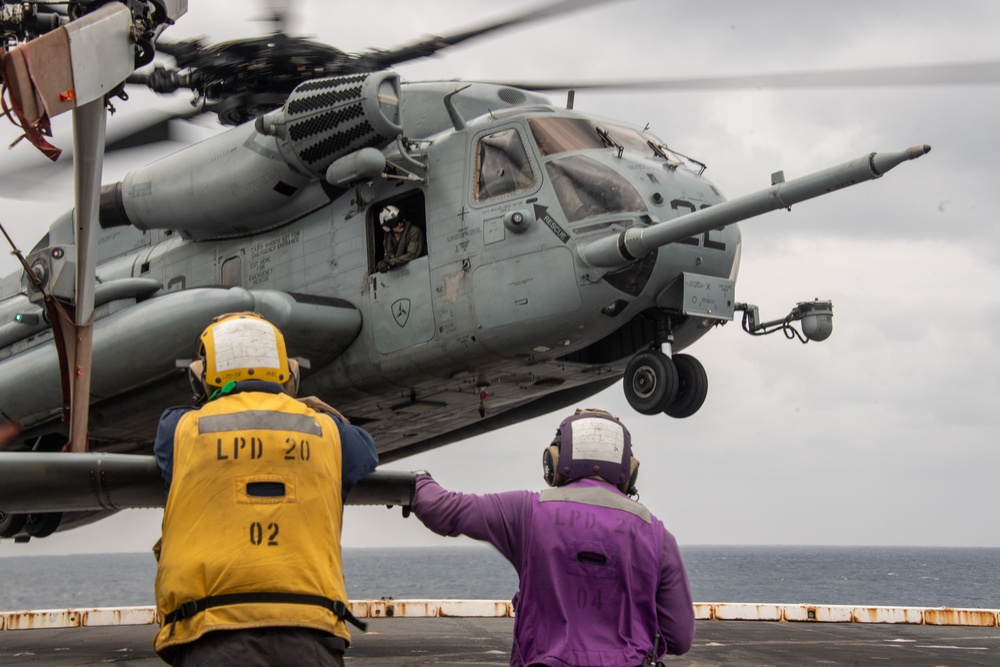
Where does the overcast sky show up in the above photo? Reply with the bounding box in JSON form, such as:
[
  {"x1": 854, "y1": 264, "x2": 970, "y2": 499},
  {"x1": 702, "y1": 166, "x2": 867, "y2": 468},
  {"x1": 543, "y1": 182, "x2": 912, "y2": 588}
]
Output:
[{"x1": 1, "y1": 0, "x2": 998, "y2": 557}]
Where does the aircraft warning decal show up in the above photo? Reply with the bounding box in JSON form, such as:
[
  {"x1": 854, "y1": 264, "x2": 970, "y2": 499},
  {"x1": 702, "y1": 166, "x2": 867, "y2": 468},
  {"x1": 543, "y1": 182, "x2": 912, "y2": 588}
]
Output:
[{"x1": 533, "y1": 205, "x2": 570, "y2": 243}]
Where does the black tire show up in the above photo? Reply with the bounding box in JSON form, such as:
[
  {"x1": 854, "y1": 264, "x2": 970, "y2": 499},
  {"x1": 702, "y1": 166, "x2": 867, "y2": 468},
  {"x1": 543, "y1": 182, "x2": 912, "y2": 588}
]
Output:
[
  {"x1": 0, "y1": 512, "x2": 27, "y2": 538},
  {"x1": 665, "y1": 353, "x2": 709, "y2": 418},
  {"x1": 24, "y1": 512, "x2": 62, "y2": 538},
  {"x1": 624, "y1": 350, "x2": 678, "y2": 415}
]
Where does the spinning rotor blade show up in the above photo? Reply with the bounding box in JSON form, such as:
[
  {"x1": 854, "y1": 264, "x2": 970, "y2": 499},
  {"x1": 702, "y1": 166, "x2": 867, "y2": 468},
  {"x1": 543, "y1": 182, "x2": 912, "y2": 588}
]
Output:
[
  {"x1": 365, "y1": 0, "x2": 620, "y2": 70},
  {"x1": 253, "y1": 0, "x2": 292, "y2": 33},
  {"x1": 0, "y1": 106, "x2": 210, "y2": 201},
  {"x1": 112, "y1": 0, "x2": 626, "y2": 125},
  {"x1": 145, "y1": 38, "x2": 204, "y2": 62},
  {"x1": 498, "y1": 60, "x2": 1000, "y2": 92}
]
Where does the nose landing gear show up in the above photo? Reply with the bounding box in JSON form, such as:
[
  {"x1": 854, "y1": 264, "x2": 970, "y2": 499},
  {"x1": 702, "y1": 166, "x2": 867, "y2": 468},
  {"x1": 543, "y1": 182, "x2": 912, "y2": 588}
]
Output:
[
  {"x1": 624, "y1": 350, "x2": 677, "y2": 415},
  {"x1": 665, "y1": 353, "x2": 708, "y2": 418},
  {"x1": 623, "y1": 350, "x2": 708, "y2": 417},
  {"x1": 622, "y1": 313, "x2": 709, "y2": 418}
]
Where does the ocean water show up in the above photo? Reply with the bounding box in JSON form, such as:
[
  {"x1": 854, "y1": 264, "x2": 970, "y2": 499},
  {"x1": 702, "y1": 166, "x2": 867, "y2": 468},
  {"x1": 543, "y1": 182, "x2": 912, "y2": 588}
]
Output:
[{"x1": 0, "y1": 545, "x2": 997, "y2": 612}]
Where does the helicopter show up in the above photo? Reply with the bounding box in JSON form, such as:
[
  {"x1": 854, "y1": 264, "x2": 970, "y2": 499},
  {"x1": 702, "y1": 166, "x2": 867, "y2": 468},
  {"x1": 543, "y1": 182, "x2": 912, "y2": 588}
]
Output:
[{"x1": 0, "y1": 0, "x2": 965, "y2": 543}]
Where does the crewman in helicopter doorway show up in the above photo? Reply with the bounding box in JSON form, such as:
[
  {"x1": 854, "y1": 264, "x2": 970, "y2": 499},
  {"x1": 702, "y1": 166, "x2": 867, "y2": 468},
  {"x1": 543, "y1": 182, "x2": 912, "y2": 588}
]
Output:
[
  {"x1": 151, "y1": 312, "x2": 378, "y2": 666},
  {"x1": 411, "y1": 408, "x2": 695, "y2": 666},
  {"x1": 376, "y1": 204, "x2": 425, "y2": 272}
]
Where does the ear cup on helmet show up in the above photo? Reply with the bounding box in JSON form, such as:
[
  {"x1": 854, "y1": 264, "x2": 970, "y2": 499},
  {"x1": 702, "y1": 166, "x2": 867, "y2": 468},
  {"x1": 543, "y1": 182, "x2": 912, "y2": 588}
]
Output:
[
  {"x1": 284, "y1": 358, "x2": 301, "y2": 397},
  {"x1": 620, "y1": 456, "x2": 640, "y2": 494},
  {"x1": 187, "y1": 359, "x2": 207, "y2": 404},
  {"x1": 542, "y1": 444, "x2": 564, "y2": 487}
]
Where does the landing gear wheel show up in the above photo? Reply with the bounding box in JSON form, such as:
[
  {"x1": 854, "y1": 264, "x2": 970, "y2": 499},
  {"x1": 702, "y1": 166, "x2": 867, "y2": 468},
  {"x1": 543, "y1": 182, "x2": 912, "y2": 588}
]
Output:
[
  {"x1": 24, "y1": 512, "x2": 62, "y2": 538},
  {"x1": 624, "y1": 350, "x2": 678, "y2": 415},
  {"x1": 0, "y1": 512, "x2": 27, "y2": 538},
  {"x1": 665, "y1": 353, "x2": 708, "y2": 418}
]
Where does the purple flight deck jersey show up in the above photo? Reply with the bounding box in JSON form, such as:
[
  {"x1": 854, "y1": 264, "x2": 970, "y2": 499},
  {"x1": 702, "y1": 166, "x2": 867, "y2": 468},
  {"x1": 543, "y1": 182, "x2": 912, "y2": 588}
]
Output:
[{"x1": 412, "y1": 475, "x2": 695, "y2": 666}]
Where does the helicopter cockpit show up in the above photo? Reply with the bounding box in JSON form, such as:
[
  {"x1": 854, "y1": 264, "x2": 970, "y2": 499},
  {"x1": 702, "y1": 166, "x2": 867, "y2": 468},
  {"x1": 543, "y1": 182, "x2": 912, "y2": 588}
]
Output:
[{"x1": 527, "y1": 117, "x2": 689, "y2": 223}]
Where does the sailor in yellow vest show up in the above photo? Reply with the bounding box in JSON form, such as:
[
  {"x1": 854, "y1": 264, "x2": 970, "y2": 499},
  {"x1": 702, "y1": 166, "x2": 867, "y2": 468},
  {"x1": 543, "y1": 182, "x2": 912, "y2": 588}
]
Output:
[{"x1": 152, "y1": 313, "x2": 378, "y2": 666}]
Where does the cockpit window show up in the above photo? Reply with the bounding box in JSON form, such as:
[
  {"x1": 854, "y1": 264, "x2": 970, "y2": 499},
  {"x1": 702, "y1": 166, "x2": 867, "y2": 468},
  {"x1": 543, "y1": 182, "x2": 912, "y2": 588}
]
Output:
[
  {"x1": 475, "y1": 128, "x2": 535, "y2": 201},
  {"x1": 529, "y1": 116, "x2": 681, "y2": 163},
  {"x1": 545, "y1": 156, "x2": 647, "y2": 222},
  {"x1": 606, "y1": 126, "x2": 665, "y2": 160},
  {"x1": 529, "y1": 117, "x2": 606, "y2": 156}
]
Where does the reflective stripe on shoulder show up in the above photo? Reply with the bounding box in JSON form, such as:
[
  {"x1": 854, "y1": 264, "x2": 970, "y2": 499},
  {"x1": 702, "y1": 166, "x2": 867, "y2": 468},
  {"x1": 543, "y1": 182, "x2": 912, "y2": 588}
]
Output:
[
  {"x1": 538, "y1": 486, "x2": 651, "y2": 523},
  {"x1": 198, "y1": 410, "x2": 323, "y2": 436}
]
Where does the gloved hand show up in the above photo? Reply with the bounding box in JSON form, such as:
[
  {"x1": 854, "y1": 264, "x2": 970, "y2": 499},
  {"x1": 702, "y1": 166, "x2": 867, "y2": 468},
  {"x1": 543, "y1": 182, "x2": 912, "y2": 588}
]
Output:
[
  {"x1": 298, "y1": 395, "x2": 349, "y2": 423},
  {"x1": 376, "y1": 260, "x2": 389, "y2": 273}
]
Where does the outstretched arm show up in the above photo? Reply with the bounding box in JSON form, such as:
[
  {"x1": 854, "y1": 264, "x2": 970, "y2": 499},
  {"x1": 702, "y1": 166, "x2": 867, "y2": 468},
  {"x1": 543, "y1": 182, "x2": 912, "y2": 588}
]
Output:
[
  {"x1": 336, "y1": 418, "x2": 378, "y2": 500},
  {"x1": 411, "y1": 474, "x2": 532, "y2": 571}
]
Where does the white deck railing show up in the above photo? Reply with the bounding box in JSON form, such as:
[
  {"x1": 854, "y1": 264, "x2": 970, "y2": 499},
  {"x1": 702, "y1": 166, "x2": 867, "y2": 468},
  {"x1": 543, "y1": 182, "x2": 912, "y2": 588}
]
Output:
[{"x1": 2, "y1": 601, "x2": 998, "y2": 631}]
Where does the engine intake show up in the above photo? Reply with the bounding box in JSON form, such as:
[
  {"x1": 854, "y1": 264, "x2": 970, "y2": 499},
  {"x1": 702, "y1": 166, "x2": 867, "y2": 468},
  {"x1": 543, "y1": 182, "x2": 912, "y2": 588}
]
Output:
[{"x1": 99, "y1": 72, "x2": 403, "y2": 239}]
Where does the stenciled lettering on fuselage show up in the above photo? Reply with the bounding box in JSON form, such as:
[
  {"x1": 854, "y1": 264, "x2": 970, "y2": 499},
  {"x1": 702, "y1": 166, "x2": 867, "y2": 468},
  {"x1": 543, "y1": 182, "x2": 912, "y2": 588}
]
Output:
[{"x1": 672, "y1": 198, "x2": 727, "y2": 251}]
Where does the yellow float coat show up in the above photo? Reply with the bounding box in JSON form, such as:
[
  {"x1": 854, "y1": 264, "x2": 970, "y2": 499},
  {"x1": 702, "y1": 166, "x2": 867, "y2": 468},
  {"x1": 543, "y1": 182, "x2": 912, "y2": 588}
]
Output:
[{"x1": 154, "y1": 391, "x2": 349, "y2": 659}]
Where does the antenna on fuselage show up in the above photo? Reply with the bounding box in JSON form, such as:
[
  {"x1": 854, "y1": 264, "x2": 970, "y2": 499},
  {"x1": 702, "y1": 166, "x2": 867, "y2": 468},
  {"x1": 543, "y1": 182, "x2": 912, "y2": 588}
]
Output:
[{"x1": 444, "y1": 85, "x2": 472, "y2": 131}]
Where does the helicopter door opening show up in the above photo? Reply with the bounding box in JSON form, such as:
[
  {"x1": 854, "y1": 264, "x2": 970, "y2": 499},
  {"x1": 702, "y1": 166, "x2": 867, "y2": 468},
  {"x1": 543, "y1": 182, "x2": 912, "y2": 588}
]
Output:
[{"x1": 367, "y1": 191, "x2": 434, "y2": 355}]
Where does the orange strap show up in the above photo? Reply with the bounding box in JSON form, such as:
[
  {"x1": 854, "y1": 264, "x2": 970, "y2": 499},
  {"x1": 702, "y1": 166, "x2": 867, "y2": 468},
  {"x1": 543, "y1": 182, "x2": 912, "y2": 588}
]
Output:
[{"x1": 0, "y1": 44, "x2": 63, "y2": 160}]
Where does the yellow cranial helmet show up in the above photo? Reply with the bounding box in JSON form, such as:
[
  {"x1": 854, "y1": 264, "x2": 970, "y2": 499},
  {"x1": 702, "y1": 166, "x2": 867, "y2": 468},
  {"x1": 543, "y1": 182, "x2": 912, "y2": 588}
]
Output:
[{"x1": 198, "y1": 312, "x2": 290, "y2": 392}]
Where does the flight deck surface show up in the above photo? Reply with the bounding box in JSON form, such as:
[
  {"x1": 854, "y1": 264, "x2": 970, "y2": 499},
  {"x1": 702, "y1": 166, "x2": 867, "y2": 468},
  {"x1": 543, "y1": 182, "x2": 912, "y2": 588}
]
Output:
[{"x1": 3, "y1": 618, "x2": 1000, "y2": 666}]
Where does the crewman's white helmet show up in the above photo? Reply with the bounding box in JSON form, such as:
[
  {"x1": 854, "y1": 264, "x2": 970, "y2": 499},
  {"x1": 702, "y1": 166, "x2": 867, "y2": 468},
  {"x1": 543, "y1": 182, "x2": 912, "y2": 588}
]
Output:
[{"x1": 379, "y1": 205, "x2": 402, "y2": 231}]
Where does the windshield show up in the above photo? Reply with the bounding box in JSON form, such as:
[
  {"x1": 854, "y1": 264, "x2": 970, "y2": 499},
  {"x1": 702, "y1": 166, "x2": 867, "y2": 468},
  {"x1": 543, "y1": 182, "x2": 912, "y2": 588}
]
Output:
[
  {"x1": 529, "y1": 117, "x2": 606, "y2": 156},
  {"x1": 606, "y1": 125, "x2": 666, "y2": 160},
  {"x1": 545, "y1": 156, "x2": 647, "y2": 222},
  {"x1": 528, "y1": 116, "x2": 679, "y2": 162}
]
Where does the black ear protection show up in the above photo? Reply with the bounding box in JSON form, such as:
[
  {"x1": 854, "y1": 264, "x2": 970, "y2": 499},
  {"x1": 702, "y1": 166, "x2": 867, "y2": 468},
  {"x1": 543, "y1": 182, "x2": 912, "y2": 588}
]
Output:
[
  {"x1": 187, "y1": 359, "x2": 207, "y2": 405},
  {"x1": 542, "y1": 443, "x2": 564, "y2": 487},
  {"x1": 185, "y1": 356, "x2": 300, "y2": 403},
  {"x1": 624, "y1": 456, "x2": 640, "y2": 496}
]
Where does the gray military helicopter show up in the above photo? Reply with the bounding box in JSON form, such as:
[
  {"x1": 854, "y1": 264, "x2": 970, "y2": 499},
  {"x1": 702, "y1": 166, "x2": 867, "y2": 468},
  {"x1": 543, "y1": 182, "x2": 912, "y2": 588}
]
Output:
[{"x1": 0, "y1": 0, "x2": 942, "y2": 541}]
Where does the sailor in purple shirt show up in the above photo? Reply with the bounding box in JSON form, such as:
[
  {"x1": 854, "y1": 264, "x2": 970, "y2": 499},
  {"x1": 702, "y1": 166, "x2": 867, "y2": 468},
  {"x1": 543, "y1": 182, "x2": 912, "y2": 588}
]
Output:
[{"x1": 412, "y1": 409, "x2": 695, "y2": 666}]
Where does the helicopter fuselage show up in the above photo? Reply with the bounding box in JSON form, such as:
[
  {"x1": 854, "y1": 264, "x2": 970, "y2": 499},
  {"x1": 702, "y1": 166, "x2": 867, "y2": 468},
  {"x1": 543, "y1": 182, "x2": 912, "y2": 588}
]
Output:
[{"x1": 0, "y1": 80, "x2": 739, "y2": 460}]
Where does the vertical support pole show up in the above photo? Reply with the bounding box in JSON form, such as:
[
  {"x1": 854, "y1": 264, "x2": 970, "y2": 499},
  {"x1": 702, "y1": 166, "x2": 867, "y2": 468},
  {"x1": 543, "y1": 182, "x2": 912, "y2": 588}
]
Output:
[{"x1": 65, "y1": 98, "x2": 106, "y2": 453}]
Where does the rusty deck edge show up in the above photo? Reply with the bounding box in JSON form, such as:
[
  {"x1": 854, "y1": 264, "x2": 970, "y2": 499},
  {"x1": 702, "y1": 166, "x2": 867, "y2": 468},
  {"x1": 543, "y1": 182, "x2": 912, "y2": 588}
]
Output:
[{"x1": 2, "y1": 601, "x2": 998, "y2": 631}]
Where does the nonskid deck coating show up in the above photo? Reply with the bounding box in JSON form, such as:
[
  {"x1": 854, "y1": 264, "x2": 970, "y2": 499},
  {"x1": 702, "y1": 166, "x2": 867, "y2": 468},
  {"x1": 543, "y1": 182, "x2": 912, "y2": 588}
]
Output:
[{"x1": 2, "y1": 617, "x2": 1000, "y2": 666}]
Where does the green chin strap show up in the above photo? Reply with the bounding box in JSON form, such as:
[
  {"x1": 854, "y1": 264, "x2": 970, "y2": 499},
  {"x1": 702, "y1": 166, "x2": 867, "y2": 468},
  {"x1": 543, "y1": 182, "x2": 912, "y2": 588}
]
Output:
[{"x1": 208, "y1": 381, "x2": 237, "y2": 402}]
